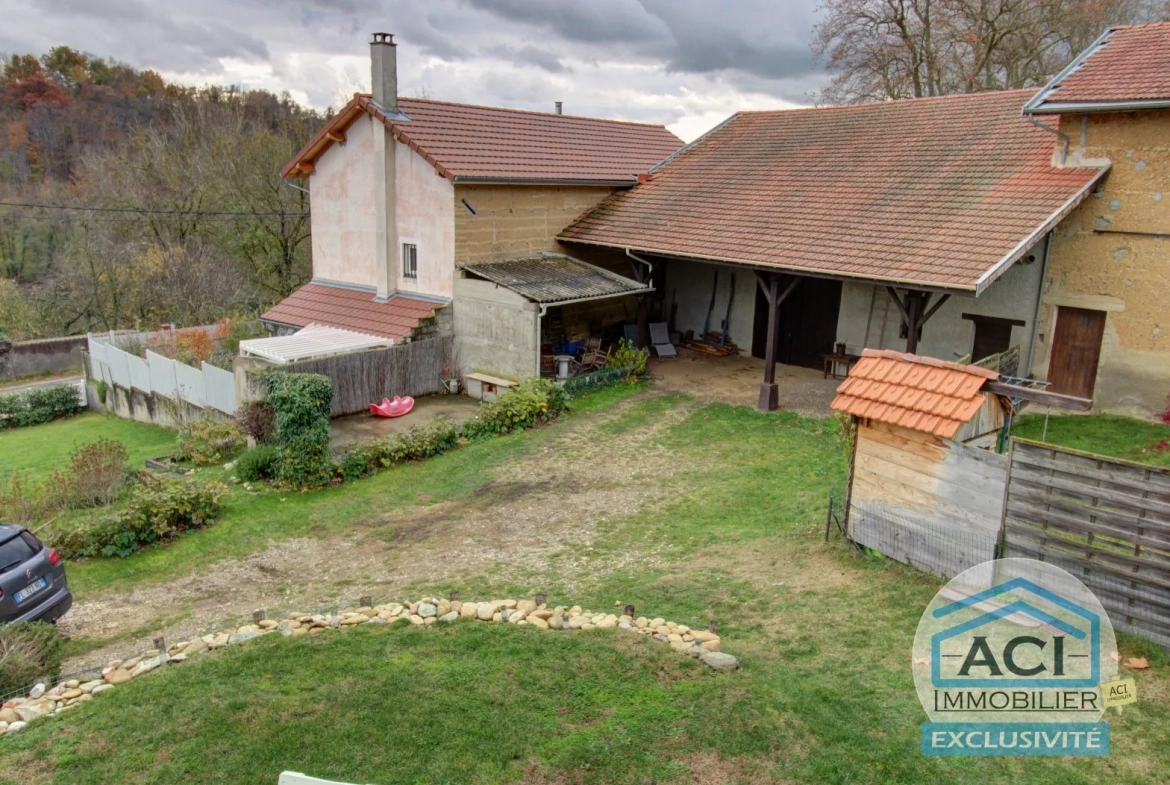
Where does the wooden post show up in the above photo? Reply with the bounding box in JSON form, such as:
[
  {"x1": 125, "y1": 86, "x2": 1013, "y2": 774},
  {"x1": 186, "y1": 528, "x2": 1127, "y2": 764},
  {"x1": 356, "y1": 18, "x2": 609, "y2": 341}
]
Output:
[
  {"x1": 629, "y1": 258, "x2": 653, "y2": 349},
  {"x1": 755, "y1": 272, "x2": 801, "y2": 412},
  {"x1": 906, "y1": 292, "x2": 921, "y2": 354},
  {"x1": 758, "y1": 274, "x2": 780, "y2": 411}
]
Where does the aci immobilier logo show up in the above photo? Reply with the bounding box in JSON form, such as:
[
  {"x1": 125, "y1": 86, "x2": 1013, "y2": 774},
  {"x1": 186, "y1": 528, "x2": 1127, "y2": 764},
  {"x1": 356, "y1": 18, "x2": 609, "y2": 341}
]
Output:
[{"x1": 912, "y1": 559, "x2": 1118, "y2": 756}]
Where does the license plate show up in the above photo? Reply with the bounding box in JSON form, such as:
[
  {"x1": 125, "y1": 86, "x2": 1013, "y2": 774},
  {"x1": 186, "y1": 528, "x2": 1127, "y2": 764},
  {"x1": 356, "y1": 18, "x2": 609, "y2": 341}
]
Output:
[{"x1": 14, "y1": 577, "x2": 47, "y2": 604}]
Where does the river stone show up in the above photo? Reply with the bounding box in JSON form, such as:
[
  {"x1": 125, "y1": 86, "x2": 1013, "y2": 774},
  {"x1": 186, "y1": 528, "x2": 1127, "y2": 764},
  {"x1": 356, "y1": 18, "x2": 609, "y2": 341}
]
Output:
[
  {"x1": 527, "y1": 615, "x2": 549, "y2": 629},
  {"x1": 292, "y1": 626, "x2": 308, "y2": 637},
  {"x1": 64, "y1": 679, "x2": 80, "y2": 689},
  {"x1": 78, "y1": 680, "x2": 103, "y2": 694},
  {"x1": 0, "y1": 708, "x2": 17, "y2": 724},
  {"x1": 366, "y1": 616, "x2": 389, "y2": 625},
  {"x1": 6, "y1": 721, "x2": 27, "y2": 734},
  {"x1": 418, "y1": 602, "x2": 437, "y2": 618},
  {"x1": 702, "y1": 639, "x2": 722, "y2": 653},
  {"x1": 121, "y1": 657, "x2": 142, "y2": 671},
  {"x1": 690, "y1": 630, "x2": 720, "y2": 643},
  {"x1": 597, "y1": 618, "x2": 618, "y2": 630},
  {"x1": 61, "y1": 689, "x2": 82, "y2": 700},
  {"x1": 408, "y1": 614, "x2": 425, "y2": 625},
  {"x1": 671, "y1": 640, "x2": 692, "y2": 653},
  {"x1": 104, "y1": 669, "x2": 133, "y2": 685},
  {"x1": 131, "y1": 657, "x2": 162, "y2": 677},
  {"x1": 516, "y1": 600, "x2": 538, "y2": 614},
  {"x1": 531, "y1": 609, "x2": 553, "y2": 621},
  {"x1": 28, "y1": 684, "x2": 45, "y2": 699},
  {"x1": 339, "y1": 614, "x2": 368, "y2": 626},
  {"x1": 229, "y1": 630, "x2": 260, "y2": 645},
  {"x1": 472, "y1": 603, "x2": 491, "y2": 620},
  {"x1": 438, "y1": 611, "x2": 459, "y2": 622},
  {"x1": 459, "y1": 603, "x2": 477, "y2": 618},
  {"x1": 15, "y1": 701, "x2": 51, "y2": 722},
  {"x1": 183, "y1": 638, "x2": 209, "y2": 656},
  {"x1": 77, "y1": 671, "x2": 103, "y2": 683},
  {"x1": 701, "y1": 652, "x2": 739, "y2": 672},
  {"x1": 169, "y1": 654, "x2": 189, "y2": 664},
  {"x1": 258, "y1": 620, "x2": 278, "y2": 629},
  {"x1": 91, "y1": 684, "x2": 116, "y2": 696},
  {"x1": 449, "y1": 600, "x2": 463, "y2": 613}
]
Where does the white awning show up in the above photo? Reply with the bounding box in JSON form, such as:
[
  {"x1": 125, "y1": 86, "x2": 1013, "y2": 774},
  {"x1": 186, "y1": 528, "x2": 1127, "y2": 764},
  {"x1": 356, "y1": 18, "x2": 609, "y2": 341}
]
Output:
[{"x1": 239, "y1": 324, "x2": 395, "y2": 365}]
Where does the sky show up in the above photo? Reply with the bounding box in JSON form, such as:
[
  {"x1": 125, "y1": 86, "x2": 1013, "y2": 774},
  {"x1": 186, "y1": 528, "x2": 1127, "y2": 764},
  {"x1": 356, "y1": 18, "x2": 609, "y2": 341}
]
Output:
[{"x1": 0, "y1": 0, "x2": 827, "y2": 141}]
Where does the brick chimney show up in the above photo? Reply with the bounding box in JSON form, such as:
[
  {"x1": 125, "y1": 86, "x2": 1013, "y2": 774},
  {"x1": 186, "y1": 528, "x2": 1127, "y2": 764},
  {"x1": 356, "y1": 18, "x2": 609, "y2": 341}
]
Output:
[
  {"x1": 371, "y1": 32, "x2": 399, "y2": 300},
  {"x1": 370, "y1": 32, "x2": 398, "y2": 112}
]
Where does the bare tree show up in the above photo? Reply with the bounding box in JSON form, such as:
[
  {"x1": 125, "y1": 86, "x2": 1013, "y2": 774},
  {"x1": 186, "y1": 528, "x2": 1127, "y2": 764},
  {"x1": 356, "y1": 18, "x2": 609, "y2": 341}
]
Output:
[{"x1": 812, "y1": 0, "x2": 1166, "y2": 104}]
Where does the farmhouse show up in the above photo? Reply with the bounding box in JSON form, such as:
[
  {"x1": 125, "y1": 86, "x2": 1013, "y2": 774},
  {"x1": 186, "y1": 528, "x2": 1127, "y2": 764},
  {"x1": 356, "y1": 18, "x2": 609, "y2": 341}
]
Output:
[{"x1": 265, "y1": 33, "x2": 681, "y2": 380}]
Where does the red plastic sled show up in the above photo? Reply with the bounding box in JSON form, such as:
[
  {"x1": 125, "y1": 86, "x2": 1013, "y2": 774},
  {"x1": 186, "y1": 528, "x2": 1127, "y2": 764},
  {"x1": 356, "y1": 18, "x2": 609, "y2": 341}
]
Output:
[{"x1": 369, "y1": 396, "x2": 415, "y2": 418}]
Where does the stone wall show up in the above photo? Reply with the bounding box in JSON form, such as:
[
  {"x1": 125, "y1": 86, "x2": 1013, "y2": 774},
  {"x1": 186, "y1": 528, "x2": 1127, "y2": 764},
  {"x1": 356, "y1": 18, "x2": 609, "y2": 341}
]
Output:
[{"x1": 1035, "y1": 110, "x2": 1170, "y2": 417}]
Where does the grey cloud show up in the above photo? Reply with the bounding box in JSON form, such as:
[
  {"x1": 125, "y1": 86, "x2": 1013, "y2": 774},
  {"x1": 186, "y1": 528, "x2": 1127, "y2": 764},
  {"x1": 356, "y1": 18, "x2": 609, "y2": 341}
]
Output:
[
  {"x1": 459, "y1": 0, "x2": 668, "y2": 44},
  {"x1": 485, "y1": 44, "x2": 570, "y2": 73}
]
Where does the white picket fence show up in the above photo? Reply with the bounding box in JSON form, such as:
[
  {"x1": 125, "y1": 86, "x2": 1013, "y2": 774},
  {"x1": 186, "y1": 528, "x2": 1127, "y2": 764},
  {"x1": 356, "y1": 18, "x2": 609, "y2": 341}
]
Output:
[{"x1": 87, "y1": 335, "x2": 237, "y2": 415}]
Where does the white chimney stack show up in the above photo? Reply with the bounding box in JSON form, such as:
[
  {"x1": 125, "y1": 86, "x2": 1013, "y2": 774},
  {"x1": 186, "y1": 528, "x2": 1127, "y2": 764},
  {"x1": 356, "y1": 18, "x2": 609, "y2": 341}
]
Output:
[{"x1": 370, "y1": 32, "x2": 398, "y2": 112}]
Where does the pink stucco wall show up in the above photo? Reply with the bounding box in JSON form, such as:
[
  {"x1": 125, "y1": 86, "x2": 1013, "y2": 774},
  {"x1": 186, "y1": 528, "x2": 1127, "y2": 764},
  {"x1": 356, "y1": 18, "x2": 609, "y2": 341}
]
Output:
[
  {"x1": 394, "y1": 138, "x2": 456, "y2": 300},
  {"x1": 308, "y1": 116, "x2": 455, "y2": 299},
  {"x1": 309, "y1": 115, "x2": 378, "y2": 288}
]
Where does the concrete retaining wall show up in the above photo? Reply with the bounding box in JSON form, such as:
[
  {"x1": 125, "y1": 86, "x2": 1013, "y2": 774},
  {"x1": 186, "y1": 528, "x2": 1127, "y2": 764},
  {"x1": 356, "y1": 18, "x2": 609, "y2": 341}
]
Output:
[
  {"x1": 452, "y1": 277, "x2": 538, "y2": 381},
  {"x1": 1, "y1": 336, "x2": 86, "y2": 379}
]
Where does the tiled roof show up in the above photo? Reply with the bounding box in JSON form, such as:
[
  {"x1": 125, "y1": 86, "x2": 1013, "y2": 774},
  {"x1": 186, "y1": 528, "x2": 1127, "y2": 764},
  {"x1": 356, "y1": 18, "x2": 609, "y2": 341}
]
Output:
[
  {"x1": 830, "y1": 349, "x2": 1000, "y2": 439},
  {"x1": 260, "y1": 283, "x2": 442, "y2": 341},
  {"x1": 559, "y1": 90, "x2": 1107, "y2": 293},
  {"x1": 459, "y1": 253, "x2": 647, "y2": 304},
  {"x1": 1027, "y1": 23, "x2": 1170, "y2": 110},
  {"x1": 282, "y1": 95, "x2": 682, "y2": 184}
]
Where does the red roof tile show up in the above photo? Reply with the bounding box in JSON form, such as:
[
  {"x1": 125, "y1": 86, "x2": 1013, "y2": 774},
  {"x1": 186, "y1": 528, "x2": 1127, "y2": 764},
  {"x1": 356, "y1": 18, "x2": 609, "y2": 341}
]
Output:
[
  {"x1": 830, "y1": 349, "x2": 1000, "y2": 439},
  {"x1": 261, "y1": 283, "x2": 440, "y2": 341},
  {"x1": 1028, "y1": 23, "x2": 1170, "y2": 109},
  {"x1": 283, "y1": 96, "x2": 682, "y2": 184},
  {"x1": 558, "y1": 90, "x2": 1107, "y2": 293}
]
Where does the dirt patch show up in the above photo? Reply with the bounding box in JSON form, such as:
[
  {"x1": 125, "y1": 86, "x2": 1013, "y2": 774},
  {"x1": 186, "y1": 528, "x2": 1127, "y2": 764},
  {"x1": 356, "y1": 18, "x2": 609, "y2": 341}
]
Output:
[
  {"x1": 58, "y1": 392, "x2": 706, "y2": 672},
  {"x1": 675, "y1": 751, "x2": 790, "y2": 785}
]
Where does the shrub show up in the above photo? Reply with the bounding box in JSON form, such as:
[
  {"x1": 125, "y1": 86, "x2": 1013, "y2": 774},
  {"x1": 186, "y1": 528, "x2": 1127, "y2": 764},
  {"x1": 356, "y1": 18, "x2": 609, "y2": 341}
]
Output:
[
  {"x1": 54, "y1": 479, "x2": 227, "y2": 559},
  {"x1": 338, "y1": 448, "x2": 376, "y2": 482},
  {"x1": 176, "y1": 417, "x2": 245, "y2": 465},
  {"x1": 65, "y1": 437, "x2": 130, "y2": 508},
  {"x1": 265, "y1": 372, "x2": 334, "y2": 488},
  {"x1": 0, "y1": 622, "x2": 63, "y2": 697},
  {"x1": 367, "y1": 421, "x2": 460, "y2": 467},
  {"x1": 235, "y1": 399, "x2": 276, "y2": 445},
  {"x1": 95, "y1": 380, "x2": 109, "y2": 405},
  {"x1": 605, "y1": 337, "x2": 649, "y2": 377},
  {"x1": 0, "y1": 384, "x2": 83, "y2": 429},
  {"x1": 235, "y1": 445, "x2": 279, "y2": 482},
  {"x1": 461, "y1": 378, "x2": 570, "y2": 440},
  {"x1": 148, "y1": 327, "x2": 214, "y2": 366}
]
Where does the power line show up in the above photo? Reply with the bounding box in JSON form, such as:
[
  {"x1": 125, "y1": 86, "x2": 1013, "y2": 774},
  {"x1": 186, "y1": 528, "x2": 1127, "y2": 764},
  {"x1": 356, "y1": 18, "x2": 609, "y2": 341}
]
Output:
[{"x1": 0, "y1": 200, "x2": 308, "y2": 217}]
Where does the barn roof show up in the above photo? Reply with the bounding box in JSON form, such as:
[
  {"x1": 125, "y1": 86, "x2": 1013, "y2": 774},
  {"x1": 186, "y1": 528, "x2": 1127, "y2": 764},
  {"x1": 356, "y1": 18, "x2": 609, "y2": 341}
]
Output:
[
  {"x1": 559, "y1": 89, "x2": 1106, "y2": 294},
  {"x1": 831, "y1": 349, "x2": 1001, "y2": 439}
]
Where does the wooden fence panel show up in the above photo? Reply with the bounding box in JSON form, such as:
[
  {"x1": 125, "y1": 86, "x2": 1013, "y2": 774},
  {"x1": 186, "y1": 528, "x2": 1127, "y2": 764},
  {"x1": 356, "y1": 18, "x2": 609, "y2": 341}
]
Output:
[
  {"x1": 281, "y1": 337, "x2": 453, "y2": 417},
  {"x1": 1002, "y1": 438, "x2": 1170, "y2": 648}
]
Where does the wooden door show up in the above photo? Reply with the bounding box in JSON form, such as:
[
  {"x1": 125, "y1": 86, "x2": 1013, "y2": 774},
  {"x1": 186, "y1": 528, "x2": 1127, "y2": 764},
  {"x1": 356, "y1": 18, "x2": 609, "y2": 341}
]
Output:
[{"x1": 1048, "y1": 307, "x2": 1106, "y2": 399}]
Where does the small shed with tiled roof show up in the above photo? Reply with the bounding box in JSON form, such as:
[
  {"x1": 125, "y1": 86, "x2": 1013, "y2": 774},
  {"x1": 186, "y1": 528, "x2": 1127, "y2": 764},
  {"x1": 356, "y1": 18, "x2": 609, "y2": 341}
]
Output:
[{"x1": 832, "y1": 350, "x2": 1012, "y2": 577}]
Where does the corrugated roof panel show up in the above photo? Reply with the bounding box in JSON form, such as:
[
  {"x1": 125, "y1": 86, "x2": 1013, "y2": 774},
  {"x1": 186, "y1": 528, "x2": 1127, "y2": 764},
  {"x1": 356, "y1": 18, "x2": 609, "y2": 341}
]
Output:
[{"x1": 458, "y1": 253, "x2": 647, "y2": 304}]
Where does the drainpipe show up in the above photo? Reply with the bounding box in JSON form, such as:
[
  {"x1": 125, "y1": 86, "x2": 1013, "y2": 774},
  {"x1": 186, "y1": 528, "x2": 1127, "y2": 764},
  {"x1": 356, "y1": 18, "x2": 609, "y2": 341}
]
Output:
[
  {"x1": 625, "y1": 249, "x2": 655, "y2": 348},
  {"x1": 1023, "y1": 112, "x2": 1070, "y2": 165},
  {"x1": 1024, "y1": 232, "x2": 1053, "y2": 378}
]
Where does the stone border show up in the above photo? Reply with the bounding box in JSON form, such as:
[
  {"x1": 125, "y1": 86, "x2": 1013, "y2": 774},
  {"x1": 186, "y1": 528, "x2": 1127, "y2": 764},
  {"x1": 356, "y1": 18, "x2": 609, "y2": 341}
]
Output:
[{"x1": 1, "y1": 595, "x2": 738, "y2": 737}]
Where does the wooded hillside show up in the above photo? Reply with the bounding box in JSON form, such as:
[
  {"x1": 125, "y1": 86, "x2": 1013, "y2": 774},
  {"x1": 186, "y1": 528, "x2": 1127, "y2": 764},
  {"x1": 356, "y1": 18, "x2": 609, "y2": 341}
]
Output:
[{"x1": 0, "y1": 46, "x2": 327, "y2": 341}]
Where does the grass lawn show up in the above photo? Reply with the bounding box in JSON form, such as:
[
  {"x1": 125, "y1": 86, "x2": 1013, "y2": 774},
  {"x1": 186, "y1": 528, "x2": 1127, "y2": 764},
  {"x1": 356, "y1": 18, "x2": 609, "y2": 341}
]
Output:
[
  {"x1": 0, "y1": 413, "x2": 176, "y2": 481},
  {"x1": 2, "y1": 390, "x2": 1169, "y2": 783},
  {"x1": 1012, "y1": 412, "x2": 1170, "y2": 468}
]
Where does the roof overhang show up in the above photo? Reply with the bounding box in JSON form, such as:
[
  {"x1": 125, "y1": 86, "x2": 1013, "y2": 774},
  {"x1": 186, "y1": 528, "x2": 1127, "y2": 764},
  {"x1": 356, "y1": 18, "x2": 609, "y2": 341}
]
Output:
[{"x1": 1024, "y1": 99, "x2": 1170, "y2": 115}]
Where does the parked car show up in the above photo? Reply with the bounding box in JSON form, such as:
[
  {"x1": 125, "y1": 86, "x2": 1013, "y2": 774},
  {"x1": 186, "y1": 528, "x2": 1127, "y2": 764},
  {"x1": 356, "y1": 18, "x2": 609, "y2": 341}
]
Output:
[{"x1": 0, "y1": 523, "x2": 72, "y2": 624}]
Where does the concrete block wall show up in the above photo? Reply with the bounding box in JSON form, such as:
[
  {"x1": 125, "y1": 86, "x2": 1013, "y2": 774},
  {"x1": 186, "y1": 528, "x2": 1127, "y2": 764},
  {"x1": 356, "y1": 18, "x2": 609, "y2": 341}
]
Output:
[{"x1": 452, "y1": 277, "x2": 538, "y2": 381}]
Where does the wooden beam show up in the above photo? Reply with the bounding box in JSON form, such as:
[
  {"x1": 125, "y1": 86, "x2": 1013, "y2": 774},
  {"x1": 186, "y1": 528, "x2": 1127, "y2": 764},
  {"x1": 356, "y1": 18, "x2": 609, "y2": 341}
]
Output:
[
  {"x1": 326, "y1": 130, "x2": 346, "y2": 143},
  {"x1": 296, "y1": 162, "x2": 315, "y2": 175},
  {"x1": 885, "y1": 286, "x2": 911, "y2": 325},
  {"x1": 982, "y1": 381, "x2": 1092, "y2": 411},
  {"x1": 962, "y1": 312, "x2": 1025, "y2": 328},
  {"x1": 759, "y1": 274, "x2": 781, "y2": 411},
  {"x1": 917, "y1": 293, "x2": 950, "y2": 328},
  {"x1": 905, "y1": 291, "x2": 922, "y2": 354}
]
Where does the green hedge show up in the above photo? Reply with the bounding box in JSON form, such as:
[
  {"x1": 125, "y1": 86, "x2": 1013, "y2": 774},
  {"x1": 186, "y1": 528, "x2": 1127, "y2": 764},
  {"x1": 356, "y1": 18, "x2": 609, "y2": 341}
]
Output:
[
  {"x1": 54, "y1": 479, "x2": 227, "y2": 559},
  {"x1": 235, "y1": 445, "x2": 279, "y2": 482},
  {"x1": 461, "y1": 378, "x2": 570, "y2": 440},
  {"x1": 265, "y1": 372, "x2": 334, "y2": 488},
  {"x1": 562, "y1": 366, "x2": 637, "y2": 396},
  {"x1": 0, "y1": 384, "x2": 83, "y2": 429},
  {"x1": 339, "y1": 421, "x2": 461, "y2": 481},
  {"x1": 176, "y1": 418, "x2": 246, "y2": 465}
]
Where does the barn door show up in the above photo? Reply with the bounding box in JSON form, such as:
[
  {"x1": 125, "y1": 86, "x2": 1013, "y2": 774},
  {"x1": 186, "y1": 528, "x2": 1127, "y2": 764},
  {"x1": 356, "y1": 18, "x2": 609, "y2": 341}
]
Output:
[{"x1": 1048, "y1": 307, "x2": 1105, "y2": 399}]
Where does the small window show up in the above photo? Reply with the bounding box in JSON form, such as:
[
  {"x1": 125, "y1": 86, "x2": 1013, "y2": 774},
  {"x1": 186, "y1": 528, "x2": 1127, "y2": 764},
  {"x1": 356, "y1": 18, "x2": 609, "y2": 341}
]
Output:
[{"x1": 402, "y1": 243, "x2": 418, "y2": 279}]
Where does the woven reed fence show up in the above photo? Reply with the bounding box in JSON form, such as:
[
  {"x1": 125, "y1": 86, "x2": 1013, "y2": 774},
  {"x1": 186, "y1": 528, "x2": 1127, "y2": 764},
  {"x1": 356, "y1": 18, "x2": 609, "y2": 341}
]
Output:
[{"x1": 278, "y1": 336, "x2": 453, "y2": 417}]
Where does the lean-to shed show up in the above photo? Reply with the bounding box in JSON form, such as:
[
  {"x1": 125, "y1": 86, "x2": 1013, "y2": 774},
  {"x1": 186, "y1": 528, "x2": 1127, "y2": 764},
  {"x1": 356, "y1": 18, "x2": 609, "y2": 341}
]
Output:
[{"x1": 831, "y1": 350, "x2": 1013, "y2": 577}]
